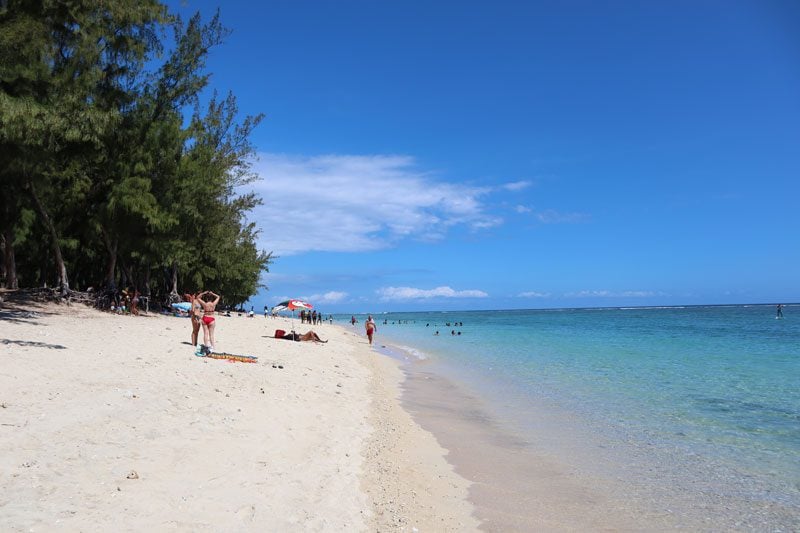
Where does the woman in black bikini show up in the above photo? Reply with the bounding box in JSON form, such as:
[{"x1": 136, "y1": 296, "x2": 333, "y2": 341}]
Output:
[{"x1": 183, "y1": 292, "x2": 203, "y2": 346}]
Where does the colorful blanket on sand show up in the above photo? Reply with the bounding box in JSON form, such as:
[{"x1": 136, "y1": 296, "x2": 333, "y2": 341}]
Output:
[{"x1": 204, "y1": 352, "x2": 258, "y2": 363}]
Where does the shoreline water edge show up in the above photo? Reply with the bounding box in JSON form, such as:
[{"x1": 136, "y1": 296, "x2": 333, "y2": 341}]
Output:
[{"x1": 366, "y1": 305, "x2": 800, "y2": 531}]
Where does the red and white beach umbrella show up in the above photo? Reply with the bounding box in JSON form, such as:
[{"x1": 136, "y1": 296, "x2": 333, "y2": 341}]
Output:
[
  {"x1": 274, "y1": 299, "x2": 313, "y2": 311},
  {"x1": 273, "y1": 299, "x2": 313, "y2": 331}
]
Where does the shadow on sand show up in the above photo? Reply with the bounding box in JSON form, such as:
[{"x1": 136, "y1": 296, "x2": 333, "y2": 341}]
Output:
[
  {"x1": 1, "y1": 338, "x2": 67, "y2": 350},
  {"x1": 0, "y1": 290, "x2": 61, "y2": 326}
]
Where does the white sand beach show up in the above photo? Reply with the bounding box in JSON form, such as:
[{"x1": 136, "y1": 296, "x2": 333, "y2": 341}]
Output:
[{"x1": 0, "y1": 297, "x2": 476, "y2": 531}]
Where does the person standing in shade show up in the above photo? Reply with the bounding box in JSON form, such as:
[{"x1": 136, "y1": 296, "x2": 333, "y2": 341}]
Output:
[
  {"x1": 131, "y1": 290, "x2": 141, "y2": 316},
  {"x1": 776, "y1": 304, "x2": 784, "y2": 318},
  {"x1": 365, "y1": 315, "x2": 377, "y2": 345}
]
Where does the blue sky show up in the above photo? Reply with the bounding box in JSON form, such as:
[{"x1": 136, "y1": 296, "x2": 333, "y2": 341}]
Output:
[{"x1": 169, "y1": 0, "x2": 799, "y2": 312}]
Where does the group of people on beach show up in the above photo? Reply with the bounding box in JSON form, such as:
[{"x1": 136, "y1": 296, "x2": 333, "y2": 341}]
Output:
[
  {"x1": 183, "y1": 290, "x2": 221, "y2": 352},
  {"x1": 299, "y1": 309, "x2": 325, "y2": 325},
  {"x1": 180, "y1": 300, "x2": 386, "y2": 351},
  {"x1": 120, "y1": 288, "x2": 141, "y2": 315},
  {"x1": 102, "y1": 285, "x2": 142, "y2": 316}
]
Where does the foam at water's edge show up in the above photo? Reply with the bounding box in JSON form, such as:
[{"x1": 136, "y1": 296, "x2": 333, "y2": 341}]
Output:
[
  {"x1": 394, "y1": 344, "x2": 428, "y2": 360},
  {"x1": 374, "y1": 341, "x2": 429, "y2": 361},
  {"x1": 375, "y1": 344, "x2": 429, "y2": 363}
]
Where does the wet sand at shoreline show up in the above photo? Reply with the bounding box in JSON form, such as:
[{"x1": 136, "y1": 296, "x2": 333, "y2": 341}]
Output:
[
  {"x1": 388, "y1": 346, "x2": 800, "y2": 532},
  {"x1": 399, "y1": 366, "x2": 664, "y2": 531}
]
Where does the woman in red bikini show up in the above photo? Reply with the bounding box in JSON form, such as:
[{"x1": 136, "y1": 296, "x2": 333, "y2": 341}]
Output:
[{"x1": 199, "y1": 290, "x2": 221, "y2": 351}]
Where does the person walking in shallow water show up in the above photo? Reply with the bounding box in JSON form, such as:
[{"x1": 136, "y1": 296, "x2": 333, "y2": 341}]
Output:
[
  {"x1": 776, "y1": 304, "x2": 784, "y2": 318},
  {"x1": 365, "y1": 315, "x2": 377, "y2": 345}
]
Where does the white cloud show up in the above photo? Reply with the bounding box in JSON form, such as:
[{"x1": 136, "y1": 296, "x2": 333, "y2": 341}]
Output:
[
  {"x1": 535, "y1": 209, "x2": 590, "y2": 224},
  {"x1": 515, "y1": 205, "x2": 532, "y2": 213},
  {"x1": 303, "y1": 291, "x2": 348, "y2": 304},
  {"x1": 564, "y1": 290, "x2": 657, "y2": 298},
  {"x1": 248, "y1": 153, "x2": 502, "y2": 255},
  {"x1": 503, "y1": 180, "x2": 533, "y2": 191},
  {"x1": 518, "y1": 291, "x2": 550, "y2": 298},
  {"x1": 377, "y1": 286, "x2": 489, "y2": 301},
  {"x1": 619, "y1": 291, "x2": 658, "y2": 298},
  {"x1": 565, "y1": 290, "x2": 612, "y2": 298}
]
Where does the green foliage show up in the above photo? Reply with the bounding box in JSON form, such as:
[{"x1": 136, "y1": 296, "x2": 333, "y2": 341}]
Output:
[{"x1": 0, "y1": 0, "x2": 272, "y2": 304}]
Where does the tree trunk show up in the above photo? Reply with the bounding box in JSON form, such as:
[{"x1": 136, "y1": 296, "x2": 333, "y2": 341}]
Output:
[
  {"x1": 0, "y1": 233, "x2": 5, "y2": 285},
  {"x1": 143, "y1": 264, "x2": 151, "y2": 296},
  {"x1": 120, "y1": 260, "x2": 133, "y2": 291},
  {"x1": 100, "y1": 227, "x2": 118, "y2": 289},
  {"x1": 27, "y1": 180, "x2": 69, "y2": 295},
  {"x1": 143, "y1": 264, "x2": 151, "y2": 312},
  {"x1": 170, "y1": 260, "x2": 179, "y2": 297},
  {"x1": 4, "y1": 231, "x2": 18, "y2": 289},
  {"x1": 1, "y1": 200, "x2": 19, "y2": 289}
]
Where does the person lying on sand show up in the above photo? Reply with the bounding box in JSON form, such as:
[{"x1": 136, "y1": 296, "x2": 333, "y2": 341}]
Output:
[{"x1": 279, "y1": 331, "x2": 328, "y2": 343}]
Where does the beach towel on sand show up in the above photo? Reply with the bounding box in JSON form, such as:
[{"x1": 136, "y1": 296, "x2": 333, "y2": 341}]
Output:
[{"x1": 201, "y1": 352, "x2": 258, "y2": 363}]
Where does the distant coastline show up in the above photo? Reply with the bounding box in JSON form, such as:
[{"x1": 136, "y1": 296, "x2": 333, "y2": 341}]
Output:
[{"x1": 335, "y1": 301, "x2": 798, "y2": 318}]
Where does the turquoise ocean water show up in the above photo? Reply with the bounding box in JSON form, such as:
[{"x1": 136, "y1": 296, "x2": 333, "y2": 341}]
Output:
[{"x1": 340, "y1": 304, "x2": 800, "y2": 526}]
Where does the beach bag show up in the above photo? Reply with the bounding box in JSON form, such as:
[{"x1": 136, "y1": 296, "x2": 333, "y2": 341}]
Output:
[{"x1": 274, "y1": 329, "x2": 286, "y2": 338}]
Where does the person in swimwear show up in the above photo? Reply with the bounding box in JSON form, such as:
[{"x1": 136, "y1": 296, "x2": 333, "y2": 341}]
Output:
[
  {"x1": 280, "y1": 330, "x2": 328, "y2": 343},
  {"x1": 182, "y1": 292, "x2": 204, "y2": 346},
  {"x1": 199, "y1": 290, "x2": 221, "y2": 350},
  {"x1": 365, "y1": 315, "x2": 377, "y2": 345},
  {"x1": 131, "y1": 290, "x2": 141, "y2": 316}
]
